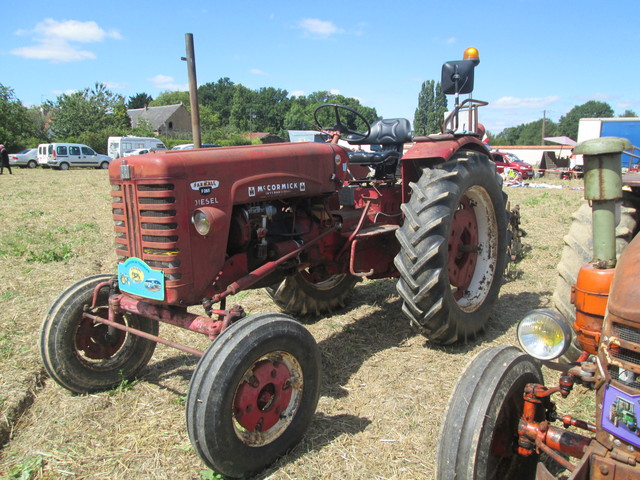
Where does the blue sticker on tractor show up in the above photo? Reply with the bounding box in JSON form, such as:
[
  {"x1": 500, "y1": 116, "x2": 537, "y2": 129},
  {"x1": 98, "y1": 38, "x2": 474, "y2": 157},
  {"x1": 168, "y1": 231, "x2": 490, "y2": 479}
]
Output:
[
  {"x1": 117, "y1": 257, "x2": 165, "y2": 301},
  {"x1": 602, "y1": 383, "x2": 640, "y2": 447}
]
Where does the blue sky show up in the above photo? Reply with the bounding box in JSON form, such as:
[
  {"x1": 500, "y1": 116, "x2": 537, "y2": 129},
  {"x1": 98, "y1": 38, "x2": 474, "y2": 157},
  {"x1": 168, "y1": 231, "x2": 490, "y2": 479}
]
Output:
[{"x1": 3, "y1": 0, "x2": 639, "y2": 135}]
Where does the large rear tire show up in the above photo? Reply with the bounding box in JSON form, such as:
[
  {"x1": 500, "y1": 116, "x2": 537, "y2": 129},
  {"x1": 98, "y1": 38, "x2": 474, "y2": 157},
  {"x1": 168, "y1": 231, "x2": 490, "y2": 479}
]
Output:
[
  {"x1": 436, "y1": 346, "x2": 542, "y2": 480},
  {"x1": 186, "y1": 313, "x2": 321, "y2": 478},
  {"x1": 266, "y1": 270, "x2": 358, "y2": 317},
  {"x1": 40, "y1": 275, "x2": 158, "y2": 393},
  {"x1": 395, "y1": 152, "x2": 508, "y2": 344},
  {"x1": 553, "y1": 198, "x2": 638, "y2": 324}
]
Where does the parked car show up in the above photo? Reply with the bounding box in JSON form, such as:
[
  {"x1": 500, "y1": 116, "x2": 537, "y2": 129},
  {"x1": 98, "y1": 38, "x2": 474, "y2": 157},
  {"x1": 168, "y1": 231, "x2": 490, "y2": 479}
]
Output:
[
  {"x1": 123, "y1": 148, "x2": 152, "y2": 157},
  {"x1": 9, "y1": 148, "x2": 38, "y2": 168},
  {"x1": 490, "y1": 151, "x2": 535, "y2": 179},
  {"x1": 171, "y1": 143, "x2": 221, "y2": 150},
  {"x1": 37, "y1": 143, "x2": 50, "y2": 166},
  {"x1": 42, "y1": 143, "x2": 112, "y2": 170},
  {"x1": 107, "y1": 136, "x2": 167, "y2": 159}
]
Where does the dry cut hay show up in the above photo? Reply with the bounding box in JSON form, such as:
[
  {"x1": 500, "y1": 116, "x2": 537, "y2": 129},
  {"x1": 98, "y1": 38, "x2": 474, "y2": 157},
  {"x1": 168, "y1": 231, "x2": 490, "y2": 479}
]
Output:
[{"x1": 0, "y1": 168, "x2": 586, "y2": 479}]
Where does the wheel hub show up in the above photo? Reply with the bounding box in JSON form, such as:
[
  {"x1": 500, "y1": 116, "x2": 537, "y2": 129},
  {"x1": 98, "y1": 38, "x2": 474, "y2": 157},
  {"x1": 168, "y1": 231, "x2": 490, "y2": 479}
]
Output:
[
  {"x1": 75, "y1": 310, "x2": 126, "y2": 359},
  {"x1": 448, "y1": 195, "x2": 479, "y2": 299},
  {"x1": 233, "y1": 354, "x2": 297, "y2": 436}
]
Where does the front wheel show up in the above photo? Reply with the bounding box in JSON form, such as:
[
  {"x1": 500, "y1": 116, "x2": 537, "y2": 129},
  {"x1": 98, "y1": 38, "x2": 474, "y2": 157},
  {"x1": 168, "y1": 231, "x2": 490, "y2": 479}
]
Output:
[
  {"x1": 27, "y1": 160, "x2": 37, "y2": 168},
  {"x1": 436, "y1": 346, "x2": 542, "y2": 480},
  {"x1": 186, "y1": 313, "x2": 321, "y2": 478},
  {"x1": 395, "y1": 152, "x2": 508, "y2": 344},
  {"x1": 40, "y1": 274, "x2": 159, "y2": 393},
  {"x1": 266, "y1": 270, "x2": 358, "y2": 318}
]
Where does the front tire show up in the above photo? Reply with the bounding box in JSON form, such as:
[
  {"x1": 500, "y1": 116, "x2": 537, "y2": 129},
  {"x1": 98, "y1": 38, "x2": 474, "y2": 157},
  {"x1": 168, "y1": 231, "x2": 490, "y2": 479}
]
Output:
[
  {"x1": 395, "y1": 152, "x2": 508, "y2": 344},
  {"x1": 186, "y1": 313, "x2": 321, "y2": 478},
  {"x1": 27, "y1": 160, "x2": 37, "y2": 168},
  {"x1": 40, "y1": 274, "x2": 159, "y2": 393},
  {"x1": 436, "y1": 346, "x2": 542, "y2": 480},
  {"x1": 266, "y1": 271, "x2": 358, "y2": 317}
]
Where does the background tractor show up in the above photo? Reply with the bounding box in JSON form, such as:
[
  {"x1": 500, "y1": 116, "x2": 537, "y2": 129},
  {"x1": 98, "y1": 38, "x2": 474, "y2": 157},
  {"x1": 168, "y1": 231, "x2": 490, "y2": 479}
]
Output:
[
  {"x1": 437, "y1": 137, "x2": 640, "y2": 479},
  {"x1": 39, "y1": 48, "x2": 509, "y2": 478}
]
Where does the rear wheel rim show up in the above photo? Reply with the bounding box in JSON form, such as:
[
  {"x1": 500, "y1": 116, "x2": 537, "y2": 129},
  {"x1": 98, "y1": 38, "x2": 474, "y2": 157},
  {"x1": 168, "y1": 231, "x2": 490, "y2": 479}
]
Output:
[{"x1": 448, "y1": 186, "x2": 498, "y2": 311}]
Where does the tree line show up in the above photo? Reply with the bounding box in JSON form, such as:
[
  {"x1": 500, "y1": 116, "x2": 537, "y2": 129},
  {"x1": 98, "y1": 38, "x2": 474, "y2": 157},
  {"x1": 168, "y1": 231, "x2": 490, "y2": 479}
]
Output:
[
  {"x1": 0, "y1": 79, "x2": 379, "y2": 154},
  {"x1": 1, "y1": 78, "x2": 634, "y2": 155},
  {"x1": 488, "y1": 101, "x2": 637, "y2": 145}
]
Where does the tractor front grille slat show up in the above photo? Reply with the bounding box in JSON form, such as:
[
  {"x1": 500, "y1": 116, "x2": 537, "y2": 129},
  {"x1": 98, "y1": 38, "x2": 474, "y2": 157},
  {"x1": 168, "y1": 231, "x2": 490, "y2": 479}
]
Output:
[
  {"x1": 604, "y1": 320, "x2": 640, "y2": 393},
  {"x1": 112, "y1": 182, "x2": 183, "y2": 283},
  {"x1": 614, "y1": 323, "x2": 640, "y2": 344},
  {"x1": 608, "y1": 365, "x2": 640, "y2": 389}
]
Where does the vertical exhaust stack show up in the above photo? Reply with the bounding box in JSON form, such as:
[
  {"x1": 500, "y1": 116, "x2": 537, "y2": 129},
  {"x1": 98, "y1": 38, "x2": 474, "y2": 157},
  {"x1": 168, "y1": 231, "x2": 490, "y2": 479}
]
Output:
[{"x1": 571, "y1": 137, "x2": 630, "y2": 354}]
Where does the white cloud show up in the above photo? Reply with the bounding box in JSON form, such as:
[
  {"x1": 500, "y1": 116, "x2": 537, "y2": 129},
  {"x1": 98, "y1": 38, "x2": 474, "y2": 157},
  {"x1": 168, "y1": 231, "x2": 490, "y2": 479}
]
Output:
[
  {"x1": 12, "y1": 40, "x2": 95, "y2": 62},
  {"x1": 299, "y1": 18, "x2": 343, "y2": 37},
  {"x1": 490, "y1": 96, "x2": 560, "y2": 110},
  {"x1": 104, "y1": 81, "x2": 126, "y2": 90},
  {"x1": 149, "y1": 74, "x2": 188, "y2": 91},
  {"x1": 289, "y1": 90, "x2": 305, "y2": 98},
  {"x1": 329, "y1": 89, "x2": 341, "y2": 95},
  {"x1": 11, "y1": 18, "x2": 121, "y2": 63},
  {"x1": 51, "y1": 88, "x2": 78, "y2": 96},
  {"x1": 250, "y1": 68, "x2": 270, "y2": 76},
  {"x1": 447, "y1": 37, "x2": 456, "y2": 44}
]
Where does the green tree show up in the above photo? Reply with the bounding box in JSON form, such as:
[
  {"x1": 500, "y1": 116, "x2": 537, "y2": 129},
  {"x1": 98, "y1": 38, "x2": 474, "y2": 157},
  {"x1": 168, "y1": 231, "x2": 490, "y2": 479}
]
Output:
[
  {"x1": 229, "y1": 85, "x2": 256, "y2": 131},
  {"x1": 434, "y1": 82, "x2": 447, "y2": 133},
  {"x1": 414, "y1": 80, "x2": 447, "y2": 136},
  {"x1": 414, "y1": 80, "x2": 434, "y2": 136},
  {"x1": 27, "y1": 105, "x2": 52, "y2": 142},
  {"x1": 48, "y1": 82, "x2": 129, "y2": 140},
  {"x1": 127, "y1": 93, "x2": 153, "y2": 109},
  {"x1": 620, "y1": 109, "x2": 638, "y2": 117},
  {"x1": 492, "y1": 119, "x2": 558, "y2": 146},
  {"x1": 252, "y1": 87, "x2": 290, "y2": 136},
  {"x1": 558, "y1": 100, "x2": 614, "y2": 140},
  {"x1": 283, "y1": 100, "x2": 314, "y2": 132},
  {"x1": 149, "y1": 90, "x2": 190, "y2": 109},
  {"x1": 0, "y1": 84, "x2": 37, "y2": 151},
  {"x1": 198, "y1": 78, "x2": 237, "y2": 125}
]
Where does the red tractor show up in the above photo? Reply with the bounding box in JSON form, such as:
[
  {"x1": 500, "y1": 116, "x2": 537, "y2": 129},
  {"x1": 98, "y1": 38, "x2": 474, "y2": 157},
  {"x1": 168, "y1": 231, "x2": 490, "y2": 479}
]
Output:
[
  {"x1": 40, "y1": 48, "x2": 508, "y2": 478},
  {"x1": 437, "y1": 137, "x2": 640, "y2": 479}
]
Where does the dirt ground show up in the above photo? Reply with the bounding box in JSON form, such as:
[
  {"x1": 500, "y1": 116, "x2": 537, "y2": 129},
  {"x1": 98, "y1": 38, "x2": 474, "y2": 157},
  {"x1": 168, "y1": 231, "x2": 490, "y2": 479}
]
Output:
[{"x1": 0, "y1": 167, "x2": 587, "y2": 479}]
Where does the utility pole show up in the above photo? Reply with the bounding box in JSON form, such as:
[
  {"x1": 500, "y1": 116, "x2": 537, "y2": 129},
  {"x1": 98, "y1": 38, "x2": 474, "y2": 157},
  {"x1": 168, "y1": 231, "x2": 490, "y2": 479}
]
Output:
[
  {"x1": 181, "y1": 33, "x2": 201, "y2": 148},
  {"x1": 541, "y1": 110, "x2": 546, "y2": 145}
]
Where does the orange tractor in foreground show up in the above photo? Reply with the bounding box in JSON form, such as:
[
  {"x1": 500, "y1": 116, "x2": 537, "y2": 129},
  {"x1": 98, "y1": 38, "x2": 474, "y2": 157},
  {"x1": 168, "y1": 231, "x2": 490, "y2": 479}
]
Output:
[{"x1": 437, "y1": 137, "x2": 640, "y2": 479}]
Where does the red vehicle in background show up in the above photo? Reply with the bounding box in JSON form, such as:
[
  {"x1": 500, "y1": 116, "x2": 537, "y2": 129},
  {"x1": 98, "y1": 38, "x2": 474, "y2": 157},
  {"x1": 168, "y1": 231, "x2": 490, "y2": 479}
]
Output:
[{"x1": 491, "y1": 151, "x2": 535, "y2": 179}]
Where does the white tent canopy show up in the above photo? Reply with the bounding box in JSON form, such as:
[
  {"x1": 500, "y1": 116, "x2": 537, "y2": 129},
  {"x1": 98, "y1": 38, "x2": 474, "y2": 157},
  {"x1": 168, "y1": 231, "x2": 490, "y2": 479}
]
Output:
[{"x1": 544, "y1": 136, "x2": 577, "y2": 146}]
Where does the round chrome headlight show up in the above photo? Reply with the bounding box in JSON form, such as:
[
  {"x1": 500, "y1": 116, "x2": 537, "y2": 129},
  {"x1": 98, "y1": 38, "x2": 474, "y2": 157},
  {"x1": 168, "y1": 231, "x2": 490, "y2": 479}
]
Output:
[
  {"x1": 517, "y1": 308, "x2": 572, "y2": 360},
  {"x1": 191, "y1": 209, "x2": 212, "y2": 236}
]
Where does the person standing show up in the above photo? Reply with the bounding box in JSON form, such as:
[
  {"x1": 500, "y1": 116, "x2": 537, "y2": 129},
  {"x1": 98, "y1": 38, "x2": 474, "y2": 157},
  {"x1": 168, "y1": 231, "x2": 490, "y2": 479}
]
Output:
[{"x1": 0, "y1": 144, "x2": 12, "y2": 175}]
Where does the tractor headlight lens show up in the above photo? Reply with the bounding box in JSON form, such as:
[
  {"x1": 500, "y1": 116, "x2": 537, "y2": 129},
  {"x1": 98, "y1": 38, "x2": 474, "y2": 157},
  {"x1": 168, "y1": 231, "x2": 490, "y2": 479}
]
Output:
[
  {"x1": 517, "y1": 309, "x2": 572, "y2": 360},
  {"x1": 191, "y1": 209, "x2": 212, "y2": 236}
]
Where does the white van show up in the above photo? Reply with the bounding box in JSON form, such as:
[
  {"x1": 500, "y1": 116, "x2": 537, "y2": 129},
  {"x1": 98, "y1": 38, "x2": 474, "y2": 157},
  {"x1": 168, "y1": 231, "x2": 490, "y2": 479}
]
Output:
[
  {"x1": 37, "y1": 143, "x2": 50, "y2": 166},
  {"x1": 108, "y1": 136, "x2": 167, "y2": 159},
  {"x1": 44, "y1": 143, "x2": 112, "y2": 170}
]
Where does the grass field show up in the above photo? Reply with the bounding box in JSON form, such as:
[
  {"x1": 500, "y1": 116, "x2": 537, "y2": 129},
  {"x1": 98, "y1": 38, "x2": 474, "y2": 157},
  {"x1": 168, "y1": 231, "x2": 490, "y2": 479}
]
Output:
[{"x1": 0, "y1": 167, "x2": 589, "y2": 479}]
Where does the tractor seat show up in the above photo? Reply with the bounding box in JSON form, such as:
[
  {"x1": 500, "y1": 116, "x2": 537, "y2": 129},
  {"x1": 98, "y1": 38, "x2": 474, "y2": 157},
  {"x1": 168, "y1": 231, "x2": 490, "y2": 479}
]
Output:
[
  {"x1": 345, "y1": 118, "x2": 412, "y2": 177},
  {"x1": 348, "y1": 149, "x2": 400, "y2": 166},
  {"x1": 346, "y1": 118, "x2": 413, "y2": 146}
]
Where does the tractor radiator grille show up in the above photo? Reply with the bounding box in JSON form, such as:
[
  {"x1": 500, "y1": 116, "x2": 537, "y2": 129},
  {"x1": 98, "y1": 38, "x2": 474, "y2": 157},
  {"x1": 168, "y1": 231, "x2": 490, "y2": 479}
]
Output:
[
  {"x1": 111, "y1": 182, "x2": 183, "y2": 282},
  {"x1": 603, "y1": 320, "x2": 640, "y2": 392}
]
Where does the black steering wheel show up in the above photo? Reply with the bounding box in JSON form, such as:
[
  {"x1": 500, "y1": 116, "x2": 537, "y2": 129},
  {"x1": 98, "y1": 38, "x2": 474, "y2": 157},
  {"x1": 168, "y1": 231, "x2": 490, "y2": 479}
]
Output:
[{"x1": 313, "y1": 104, "x2": 371, "y2": 142}]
